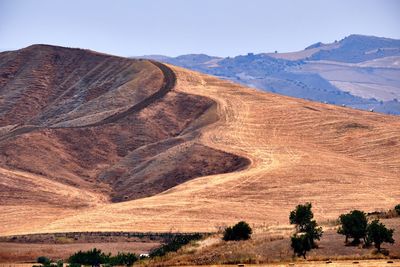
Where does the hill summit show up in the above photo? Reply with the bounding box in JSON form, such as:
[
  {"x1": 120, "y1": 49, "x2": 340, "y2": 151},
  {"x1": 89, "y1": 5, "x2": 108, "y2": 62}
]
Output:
[{"x1": 0, "y1": 45, "x2": 399, "y2": 235}]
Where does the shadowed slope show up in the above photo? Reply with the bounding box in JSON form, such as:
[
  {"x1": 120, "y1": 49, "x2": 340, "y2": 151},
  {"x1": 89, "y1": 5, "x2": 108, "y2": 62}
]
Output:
[
  {"x1": 0, "y1": 46, "x2": 249, "y2": 235},
  {"x1": 0, "y1": 45, "x2": 163, "y2": 127},
  {"x1": 0, "y1": 46, "x2": 399, "y2": 236},
  {"x1": 27, "y1": 65, "x2": 400, "y2": 234}
]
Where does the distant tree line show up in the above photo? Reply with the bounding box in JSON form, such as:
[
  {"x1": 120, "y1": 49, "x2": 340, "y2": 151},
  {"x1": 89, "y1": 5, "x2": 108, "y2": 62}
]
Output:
[{"x1": 36, "y1": 249, "x2": 138, "y2": 267}]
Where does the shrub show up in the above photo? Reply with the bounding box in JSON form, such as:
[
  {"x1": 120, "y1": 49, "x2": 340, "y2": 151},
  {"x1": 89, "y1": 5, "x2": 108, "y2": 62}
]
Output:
[
  {"x1": 149, "y1": 234, "x2": 202, "y2": 257},
  {"x1": 37, "y1": 256, "x2": 51, "y2": 265},
  {"x1": 395, "y1": 204, "x2": 400, "y2": 215},
  {"x1": 366, "y1": 219, "x2": 395, "y2": 252},
  {"x1": 337, "y1": 210, "x2": 368, "y2": 244},
  {"x1": 68, "y1": 248, "x2": 110, "y2": 267},
  {"x1": 109, "y1": 252, "x2": 138, "y2": 266},
  {"x1": 223, "y1": 221, "x2": 252, "y2": 241}
]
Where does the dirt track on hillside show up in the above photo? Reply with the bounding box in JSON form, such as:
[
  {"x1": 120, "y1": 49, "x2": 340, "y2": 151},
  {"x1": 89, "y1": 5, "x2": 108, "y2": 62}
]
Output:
[
  {"x1": 12, "y1": 64, "x2": 398, "y2": 235},
  {"x1": 0, "y1": 47, "x2": 251, "y2": 235},
  {"x1": 0, "y1": 60, "x2": 176, "y2": 142}
]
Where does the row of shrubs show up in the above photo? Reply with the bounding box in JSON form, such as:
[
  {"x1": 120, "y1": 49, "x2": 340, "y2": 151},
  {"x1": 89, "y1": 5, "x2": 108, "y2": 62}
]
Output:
[
  {"x1": 69, "y1": 249, "x2": 138, "y2": 267},
  {"x1": 36, "y1": 233, "x2": 203, "y2": 267},
  {"x1": 37, "y1": 250, "x2": 138, "y2": 267},
  {"x1": 221, "y1": 203, "x2": 398, "y2": 259}
]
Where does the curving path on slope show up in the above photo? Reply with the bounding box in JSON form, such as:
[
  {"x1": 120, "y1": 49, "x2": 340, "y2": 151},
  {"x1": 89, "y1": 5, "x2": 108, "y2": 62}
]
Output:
[
  {"x1": 0, "y1": 46, "x2": 250, "y2": 235},
  {"x1": 67, "y1": 60, "x2": 178, "y2": 127},
  {"x1": 0, "y1": 60, "x2": 176, "y2": 142},
  {"x1": 24, "y1": 64, "x2": 400, "y2": 235}
]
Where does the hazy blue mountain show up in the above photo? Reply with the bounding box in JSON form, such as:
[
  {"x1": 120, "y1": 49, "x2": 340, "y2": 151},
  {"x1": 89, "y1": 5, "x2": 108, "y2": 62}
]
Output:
[
  {"x1": 139, "y1": 35, "x2": 400, "y2": 115},
  {"x1": 305, "y1": 42, "x2": 326, "y2": 50},
  {"x1": 310, "y1": 34, "x2": 400, "y2": 63}
]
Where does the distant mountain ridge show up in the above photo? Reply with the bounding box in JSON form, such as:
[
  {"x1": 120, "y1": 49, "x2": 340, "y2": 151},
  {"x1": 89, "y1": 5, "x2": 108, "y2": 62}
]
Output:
[
  {"x1": 309, "y1": 34, "x2": 400, "y2": 62},
  {"x1": 139, "y1": 34, "x2": 400, "y2": 115}
]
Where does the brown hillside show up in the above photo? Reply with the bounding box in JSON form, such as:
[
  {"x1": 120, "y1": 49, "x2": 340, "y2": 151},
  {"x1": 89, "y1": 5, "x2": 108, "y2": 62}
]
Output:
[
  {"x1": 0, "y1": 45, "x2": 399, "y2": 236},
  {"x1": 0, "y1": 46, "x2": 248, "y2": 235}
]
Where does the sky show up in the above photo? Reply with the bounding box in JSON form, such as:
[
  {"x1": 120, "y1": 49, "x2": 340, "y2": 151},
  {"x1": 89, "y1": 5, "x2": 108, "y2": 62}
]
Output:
[{"x1": 0, "y1": 0, "x2": 399, "y2": 57}]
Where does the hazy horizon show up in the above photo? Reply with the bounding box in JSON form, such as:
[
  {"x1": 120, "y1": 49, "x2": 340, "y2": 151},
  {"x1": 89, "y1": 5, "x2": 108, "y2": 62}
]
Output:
[{"x1": 1, "y1": 0, "x2": 400, "y2": 57}]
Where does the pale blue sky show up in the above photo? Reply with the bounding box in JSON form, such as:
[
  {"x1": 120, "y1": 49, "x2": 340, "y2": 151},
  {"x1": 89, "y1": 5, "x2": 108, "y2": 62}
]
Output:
[{"x1": 0, "y1": 0, "x2": 399, "y2": 57}]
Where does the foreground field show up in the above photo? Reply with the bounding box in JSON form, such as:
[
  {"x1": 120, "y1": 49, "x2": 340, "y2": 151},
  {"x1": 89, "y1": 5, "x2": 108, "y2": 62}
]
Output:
[
  {"x1": 1, "y1": 218, "x2": 398, "y2": 264},
  {"x1": 0, "y1": 242, "x2": 158, "y2": 263},
  {"x1": 0, "y1": 260, "x2": 399, "y2": 267},
  {"x1": 0, "y1": 45, "x2": 399, "y2": 236},
  {"x1": 155, "y1": 217, "x2": 399, "y2": 265},
  {"x1": 182, "y1": 261, "x2": 400, "y2": 267}
]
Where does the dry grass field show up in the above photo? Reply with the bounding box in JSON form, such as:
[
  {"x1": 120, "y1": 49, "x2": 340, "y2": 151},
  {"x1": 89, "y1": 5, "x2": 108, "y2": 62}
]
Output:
[
  {"x1": 179, "y1": 261, "x2": 400, "y2": 267},
  {"x1": 0, "y1": 241, "x2": 159, "y2": 263},
  {"x1": 17, "y1": 63, "x2": 399, "y2": 234},
  {"x1": 156, "y1": 217, "x2": 400, "y2": 265},
  {"x1": 0, "y1": 45, "x2": 399, "y2": 262}
]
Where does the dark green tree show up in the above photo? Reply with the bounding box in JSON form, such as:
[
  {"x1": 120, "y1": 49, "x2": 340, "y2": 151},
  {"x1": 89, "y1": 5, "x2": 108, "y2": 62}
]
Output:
[
  {"x1": 366, "y1": 219, "x2": 395, "y2": 252},
  {"x1": 289, "y1": 203, "x2": 323, "y2": 257},
  {"x1": 337, "y1": 210, "x2": 368, "y2": 244},
  {"x1": 291, "y1": 233, "x2": 312, "y2": 259},
  {"x1": 289, "y1": 202, "x2": 313, "y2": 232},
  {"x1": 223, "y1": 221, "x2": 252, "y2": 241},
  {"x1": 304, "y1": 220, "x2": 323, "y2": 248}
]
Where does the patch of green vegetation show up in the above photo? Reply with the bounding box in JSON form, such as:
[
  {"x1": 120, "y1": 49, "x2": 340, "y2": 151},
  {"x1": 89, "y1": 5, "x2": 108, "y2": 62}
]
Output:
[
  {"x1": 108, "y1": 252, "x2": 138, "y2": 266},
  {"x1": 366, "y1": 219, "x2": 395, "y2": 253},
  {"x1": 337, "y1": 210, "x2": 368, "y2": 245},
  {"x1": 337, "y1": 209, "x2": 395, "y2": 254},
  {"x1": 289, "y1": 202, "x2": 323, "y2": 259},
  {"x1": 68, "y1": 248, "x2": 110, "y2": 267},
  {"x1": 395, "y1": 204, "x2": 400, "y2": 216},
  {"x1": 68, "y1": 248, "x2": 139, "y2": 267},
  {"x1": 149, "y1": 233, "x2": 203, "y2": 257},
  {"x1": 34, "y1": 257, "x2": 63, "y2": 267},
  {"x1": 223, "y1": 221, "x2": 252, "y2": 241}
]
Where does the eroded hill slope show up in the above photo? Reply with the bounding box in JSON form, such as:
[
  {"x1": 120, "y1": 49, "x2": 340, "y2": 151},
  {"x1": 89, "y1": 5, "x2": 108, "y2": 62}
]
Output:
[
  {"x1": 0, "y1": 46, "x2": 248, "y2": 235},
  {"x1": 0, "y1": 45, "x2": 399, "y2": 235}
]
